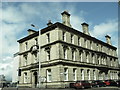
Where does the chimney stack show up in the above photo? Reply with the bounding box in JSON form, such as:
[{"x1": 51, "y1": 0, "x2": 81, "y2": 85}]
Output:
[
  {"x1": 61, "y1": 10, "x2": 71, "y2": 27},
  {"x1": 27, "y1": 29, "x2": 36, "y2": 35},
  {"x1": 47, "y1": 20, "x2": 53, "y2": 26},
  {"x1": 81, "y1": 23, "x2": 90, "y2": 35},
  {"x1": 105, "y1": 35, "x2": 112, "y2": 45}
]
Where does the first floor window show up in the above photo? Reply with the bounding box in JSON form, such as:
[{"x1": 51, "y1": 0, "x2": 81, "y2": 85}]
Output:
[
  {"x1": 110, "y1": 58, "x2": 112, "y2": 66},
  {"x1": 47, "y1": 69, "x2": 52, "y2": 82},
  {"x1": 114, "y1": 59, "x2": 116, "y2": 67},
  {"x1": 33, "y1": 52, "x2": 38, "y2": 63},
  {"x1": 79, "y1": 50, "x2": 82, "y2": 62},
  {"x1": 72, "y1": 50, "x2": 75, "y2": 61},
  {"x1": 92, "y1": 53, "x2": 95, "y2": 64},
  {"x1": 24, "y1": 55, "x2": 27, "y2": 66},
  {"x1": 86, "y1": 52, "x2": 89, "y2": 63},
  {"x1": 63, "y1": 48, "x2": 67, "y2": 59},
  {"x1": 97, "y1": 55, "x2": 100, "y2": 65},
  {"x1": 78, "y1": 37, "x2": 81, "y2": 46},
  {"x1": 64, "y1": 68, "x2": 68, "y2": 81}
]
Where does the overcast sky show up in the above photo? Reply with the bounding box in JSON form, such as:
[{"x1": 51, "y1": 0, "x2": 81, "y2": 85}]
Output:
[{"x1": 0, "y1": 2, "x2": 118, "y2": 81}]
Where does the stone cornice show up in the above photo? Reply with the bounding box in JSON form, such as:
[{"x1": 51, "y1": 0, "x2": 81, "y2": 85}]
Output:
[{"x1": 20, "y1": 59, "x2": 119, "y2": 71}]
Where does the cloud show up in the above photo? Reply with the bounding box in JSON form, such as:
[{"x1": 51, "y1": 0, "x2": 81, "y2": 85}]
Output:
[
  {"x1": 2, "y1": 0, "x2": 118, "y2": 2},
  {"x1": 71, "y1": 11, "x2": 86, "y2": 31},
  {"x1": 1, "y1": 4, "x2": 28, "y2": 81},
  {"x1": 1, "y1": 7, "x2": 25, "y2": 23},
  {"x1": 90, "y1": 19, "x2": 118, "y2": 47},
  {"x1": 1, "y1": 2, "x2": 85, "y2": 81},
  {"x1": 0, "y1": 56, "x2": 13, "y2": 81},
  {"x1": 90, "y1": 19, "x2": 118, "y2": 39},
  {"x1": 90, "y1": 19, "x2": 118, "y2": 61}
]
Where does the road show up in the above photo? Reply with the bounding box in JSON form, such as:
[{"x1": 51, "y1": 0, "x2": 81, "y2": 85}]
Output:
[{"x1": 1, "y1": 87, "x2": 120, "y2": 90}]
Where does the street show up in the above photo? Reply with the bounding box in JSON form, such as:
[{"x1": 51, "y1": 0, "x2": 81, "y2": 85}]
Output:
[{"x1": 1, "y1": 87, "x2": 120, "y2": 90}]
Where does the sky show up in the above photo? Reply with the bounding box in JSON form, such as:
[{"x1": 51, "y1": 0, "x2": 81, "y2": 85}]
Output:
[{"x1": 0, "y1": 2, "x2": 119, "y2": 81}]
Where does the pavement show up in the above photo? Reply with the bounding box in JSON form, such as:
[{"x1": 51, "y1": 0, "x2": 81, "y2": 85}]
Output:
[{"x1": 1, "y1": 87, "x2": 120, "y2": 90}]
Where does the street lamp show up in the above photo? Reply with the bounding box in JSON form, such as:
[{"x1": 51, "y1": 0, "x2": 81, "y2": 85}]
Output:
[{"x1": 31, "y1": 24, "x2": 41, "y2": 88}]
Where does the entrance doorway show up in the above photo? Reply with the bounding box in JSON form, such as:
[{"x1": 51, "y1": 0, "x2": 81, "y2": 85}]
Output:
[{"x1": 33, "y1": 72, "x2": 38, "y2": 87}]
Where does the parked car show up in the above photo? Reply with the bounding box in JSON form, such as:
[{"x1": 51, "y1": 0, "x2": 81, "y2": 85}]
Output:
[
  {"x1": 91, "y1": 80, "x2": 106, "y2": 87},
  {"x1": 116, "y1": 80, "x2": 120, "y2": 87},
  {"x1": 69, "y1": 83, "x2": 75, "y2": 88},
  {"x1": 74, "y1": 80, "x2": 91, "y2": 89},
  {"x1": 104, "y1": 80, "x2": 117, "y2": 86}
]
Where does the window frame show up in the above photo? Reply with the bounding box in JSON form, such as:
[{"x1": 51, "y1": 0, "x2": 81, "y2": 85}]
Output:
[
  {"x1": 46, "y1": 33, "x2": 50, "y2": 43},
  {"x1": 73, "y1": 68, "x2": 77, "y2": 81},
  {"x1": 47, "y1": 69, "x2": 52, "y2": 82},
  {"x1": 64, "y1": 68, "x2": 68, "y2": 81}
]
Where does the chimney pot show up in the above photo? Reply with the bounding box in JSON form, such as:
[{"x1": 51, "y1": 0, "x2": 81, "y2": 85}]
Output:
[
  {"x1": 61, "y1": 10, "x2": 71, "y2": 27},
  {"x1": 47, "y1": 20, "x2": 53, "y2": 26},
  {"x1": 105, "y1": 35, "x2": 112, "y2": 45},
  {"x1": 81, "y1": 22, "x2": 90, "y2": 35},
  {"x1": 27, "y1": 29, "x2": 36, "y2": 35},
  {"x1": 61, "y1": 10, "x2": 70, "y2": 16}
]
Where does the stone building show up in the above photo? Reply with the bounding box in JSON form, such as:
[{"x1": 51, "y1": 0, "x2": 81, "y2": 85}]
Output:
[{"x1": 17, "y1": 11, "x2": 119, "y2": 88}]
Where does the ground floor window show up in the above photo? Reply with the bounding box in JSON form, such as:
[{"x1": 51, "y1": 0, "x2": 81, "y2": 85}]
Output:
[
  {"x1": 81, "y1": 69, "x2": 84, "y2": 80},
  {"x1": 64, "y1": 68, "x2": 68, "y2": 81},
  {"x1": 87, "y1": 70, "x2": 90, "y2": 80},
  {"x1": 24, "y1": 72, "x2": 27, "y2": 83},
  {"x1": 47, "y1": 69, "x2": 52, "y2": 82},
  {"x1": 93, "y1": 70, "x2": 96, "y2": 80},
  {"x1": 73, "y1": 68, "x2": 77, "y2": 81}
]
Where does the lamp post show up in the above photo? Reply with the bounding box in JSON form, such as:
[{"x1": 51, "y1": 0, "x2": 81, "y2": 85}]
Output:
[{"x1": 31, "y1": 24, "x2": 41, "y2": 88}]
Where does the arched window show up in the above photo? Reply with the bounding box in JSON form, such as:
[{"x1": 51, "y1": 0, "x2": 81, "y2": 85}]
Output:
[
  {"x1": 63, "y1": 48, "x2": 67, "y2": 59},
  {"x1": 79, "y1": 50, "x2": 83, "y2": 62},
  {"x1": 33, "y1": 52, "x2": 38, "y2": 63},
  {"x1": 86, "y1": 52, "x2": 89, "y2": 63},
  {"x1": 92, "y1": 53, "x2": 95, "y2": 64},
  {"x1": 24, "y1": 55, "x2": 27, "y2": 66},
  {"x1": 72, "y1": 50, "x2": 76, "y2": 61}
]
